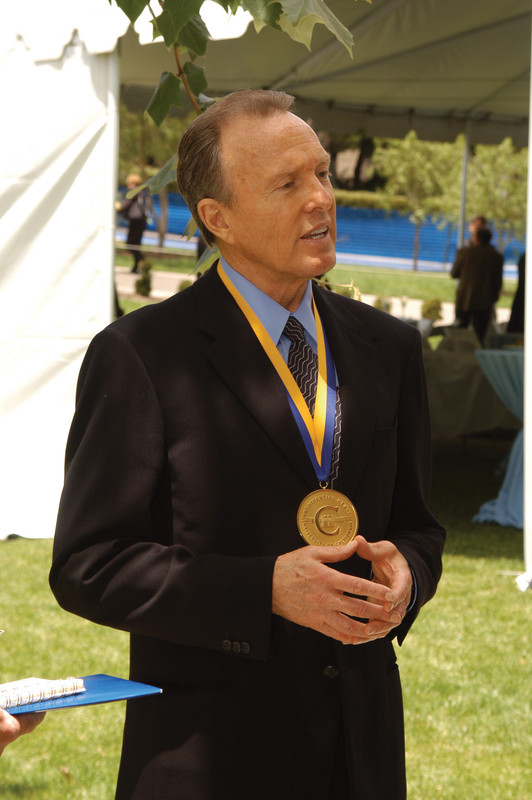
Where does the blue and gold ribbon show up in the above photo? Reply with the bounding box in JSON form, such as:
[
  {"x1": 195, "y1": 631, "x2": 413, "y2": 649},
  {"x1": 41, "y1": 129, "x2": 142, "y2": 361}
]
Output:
[{"x1": 218, "y1": 262, "x2": 336, "y2": 483}]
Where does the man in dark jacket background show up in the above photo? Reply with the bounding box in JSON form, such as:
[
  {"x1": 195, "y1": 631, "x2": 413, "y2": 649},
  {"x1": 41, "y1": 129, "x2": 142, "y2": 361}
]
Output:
[{"x1": 451, "y1": 227, "x2": 504, "y2": 345}]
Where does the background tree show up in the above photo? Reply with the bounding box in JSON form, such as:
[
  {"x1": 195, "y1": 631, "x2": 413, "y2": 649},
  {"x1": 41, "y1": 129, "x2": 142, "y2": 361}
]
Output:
[
  {"x1": 371, "y1": 131, "x2": 462, "y2": 270},
  {"x1": 118, "y1": 105, "x2": 194, "y2": 246},
  {"x1": 466, "y1": 137, "x2": 528, "y2": 254},
  {"x1": 317, "y1": 131, "x2": 381, "y2": 190}
]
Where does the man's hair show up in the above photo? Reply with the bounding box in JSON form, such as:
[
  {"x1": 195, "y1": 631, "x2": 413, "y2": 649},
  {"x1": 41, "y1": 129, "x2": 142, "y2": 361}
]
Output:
[
  {"x1": 471, "y1": 215, "x2": 488, "y2": 228},
  {"x1": 176, "y1": 90, "x2": 295, "y2": 247},
  {"x1": 476, "y1": 227, "x2": 492, "y2": 245}
]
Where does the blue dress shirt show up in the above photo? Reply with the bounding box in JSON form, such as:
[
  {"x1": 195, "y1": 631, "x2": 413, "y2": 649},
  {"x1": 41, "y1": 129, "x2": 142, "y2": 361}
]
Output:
[{"x1": 220, "y1": 258, "x2": 317, "y2": 360}]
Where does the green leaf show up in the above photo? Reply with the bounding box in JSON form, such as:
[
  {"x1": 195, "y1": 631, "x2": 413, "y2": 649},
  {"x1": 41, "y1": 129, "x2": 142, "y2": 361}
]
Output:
[
  {"x1": 196, "y1": 245, "x2": 220, "y2": 275},
  {"x1": 155, "y1": 9, "x2": 181, "y2": 48},
  {"x1": 113, "y1": 0, "x2": 148, "y2": 24},
  {"x1": 226, "y1": 0, "x2": 243, "y2": 12},
  {"x1": 183, "y1": 216, "x2": 222, "y2": 274},
  {"x1": 278, "y1": 0, "x2": 353, "y2": 54},
  {"x1": 184, "y1": 215, "x2": 197, "y2": 238},
  {"x1": 183, "y1": 62, "x2": 208, "y2": 96},
  {"x1": 210, "y1": 0, "x2": 249, "y2": 15},
  {"x1": 179, "y1": 15, "x2": 210, "y2": 55},
  {"x1": 142, "y1": 154, "x2": 179, "y2": 195},
  {"x1": 242, "y1": 0, "x2": 283, "y2": 32},
  {"x1": 155, "y1": 0, "x2": 204, "y2": 47},
  {"x1": 146, "y1": 72, "x2": 183, "y2": 126}
]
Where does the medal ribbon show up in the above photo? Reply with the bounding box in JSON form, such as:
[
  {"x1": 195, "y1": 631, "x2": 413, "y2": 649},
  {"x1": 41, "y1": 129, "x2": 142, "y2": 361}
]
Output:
[{"x1": 217, "y1": 262, "x2": 336, "y2": 482}]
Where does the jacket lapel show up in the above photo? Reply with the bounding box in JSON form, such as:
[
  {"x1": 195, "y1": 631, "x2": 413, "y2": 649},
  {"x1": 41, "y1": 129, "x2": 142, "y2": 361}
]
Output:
[
  {"x1": 194, "y1": 268, "x2": 317, "y2": 488},
  {"x1": 314, "y1": 289, "x2": 379, "y2": 494}
]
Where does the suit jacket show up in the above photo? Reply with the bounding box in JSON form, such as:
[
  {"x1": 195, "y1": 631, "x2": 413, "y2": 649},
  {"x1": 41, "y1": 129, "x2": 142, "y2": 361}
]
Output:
[
  {"x1": 451, "y1": 243, "x2": 504, "y2": 312},
  {"x1": 50, "y1": 265, "x2": 445, "y2": 800}
]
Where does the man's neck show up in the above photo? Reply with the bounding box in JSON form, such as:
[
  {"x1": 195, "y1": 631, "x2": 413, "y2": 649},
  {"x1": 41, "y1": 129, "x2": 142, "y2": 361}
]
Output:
[{"x1": 218, "y1": 255, "x2": 309, "y2": 312}]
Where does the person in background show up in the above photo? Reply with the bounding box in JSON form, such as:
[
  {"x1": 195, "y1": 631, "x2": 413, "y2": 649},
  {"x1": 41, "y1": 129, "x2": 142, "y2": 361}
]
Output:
[
  {"x1": 117, "y1": 174, "x2": 151, "y2": 273},
  {"x1": 0, "y1": 707, "x2": 45, "y2": 756},
  {"x1": 50, "y1": 89, "x2": 445, "y2": 800},
  {"x1": 451, "y1": 227, "x2": 504, "y2": 345},
  {"x1": 467, "y1": 214, "x2": 487, "y2": 244}
]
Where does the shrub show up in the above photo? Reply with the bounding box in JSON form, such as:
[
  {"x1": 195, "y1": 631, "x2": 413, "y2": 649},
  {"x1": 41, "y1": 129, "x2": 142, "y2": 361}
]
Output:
[
  {"x1": 135, "y1": 260, "x2": 152, "y2": 297},
  {"x1": 421, "y1": 297, "x2": 443, "y2": 321},
  {"x1": 373, "y1": 296, "x2": 391, "y2": 313}
]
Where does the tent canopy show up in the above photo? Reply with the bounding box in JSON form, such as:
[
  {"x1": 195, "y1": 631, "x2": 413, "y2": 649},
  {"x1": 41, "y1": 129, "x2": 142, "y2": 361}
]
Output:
[{"x1": 119, "y1": 0, "x2": 531, "y2": 146}]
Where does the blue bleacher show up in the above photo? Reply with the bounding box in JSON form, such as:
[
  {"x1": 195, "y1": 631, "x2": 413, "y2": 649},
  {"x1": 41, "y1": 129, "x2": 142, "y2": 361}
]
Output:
[{"x1": 118, "y1": 191, "x2": 525, "y2": 276}]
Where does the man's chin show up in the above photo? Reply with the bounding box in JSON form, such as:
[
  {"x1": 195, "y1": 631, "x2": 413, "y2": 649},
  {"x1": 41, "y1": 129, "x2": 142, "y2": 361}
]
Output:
[{"x1": 312, "y1": 254, "x2": 336, "y2": 278}]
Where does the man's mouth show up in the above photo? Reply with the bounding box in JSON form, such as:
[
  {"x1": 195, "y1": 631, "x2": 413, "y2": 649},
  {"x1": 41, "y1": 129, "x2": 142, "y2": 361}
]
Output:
[{"x1": 302, "y1": 226, "x2": 328, "y2": 240}]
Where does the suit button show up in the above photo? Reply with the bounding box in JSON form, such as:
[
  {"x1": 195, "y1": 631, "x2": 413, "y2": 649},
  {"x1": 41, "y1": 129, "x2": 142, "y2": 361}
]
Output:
[
  {"x1": 323, "y1": 665, "x2": 339, "y2": 680},
  {"x1": 231, "y1": 641, "x2": 241, "y2": 654},
  {"x1": 241, "y1": 642, "x2": 250, "y2": 655},
  {"x1": 222, "y1": 640, "x2": 232, "y2": 653}
]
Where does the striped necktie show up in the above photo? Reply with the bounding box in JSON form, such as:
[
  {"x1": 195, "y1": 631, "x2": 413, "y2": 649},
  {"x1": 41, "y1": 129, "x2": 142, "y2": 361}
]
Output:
[
  {"x1": 283, "y1": 316, "x2": 319, "y2": 414},
  {"x1": 283, "y1": 316, "x2": 341, "y2": 487}
]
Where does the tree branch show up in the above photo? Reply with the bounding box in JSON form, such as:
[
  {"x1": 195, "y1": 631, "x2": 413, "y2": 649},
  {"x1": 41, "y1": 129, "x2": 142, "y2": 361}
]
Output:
[{"x1": 173, "y1": 47, "x2": 201, "y2": 114}]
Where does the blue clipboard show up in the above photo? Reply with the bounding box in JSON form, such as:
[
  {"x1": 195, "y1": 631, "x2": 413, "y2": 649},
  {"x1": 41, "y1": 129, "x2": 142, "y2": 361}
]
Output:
[{"x1": 8, "y1": 673, "x2": 162, "y2": 715}]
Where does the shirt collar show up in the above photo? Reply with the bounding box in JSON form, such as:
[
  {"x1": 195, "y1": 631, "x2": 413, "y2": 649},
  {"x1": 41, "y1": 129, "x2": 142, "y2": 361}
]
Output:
[{"x1": 220, "y1": 258, "x2": 316, "y2": 347}]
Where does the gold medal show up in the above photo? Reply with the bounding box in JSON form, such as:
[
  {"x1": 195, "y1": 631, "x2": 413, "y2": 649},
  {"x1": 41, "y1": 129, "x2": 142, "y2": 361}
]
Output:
[{"x1": 297, "y1": 489, "x2": 359, "y2": 546}]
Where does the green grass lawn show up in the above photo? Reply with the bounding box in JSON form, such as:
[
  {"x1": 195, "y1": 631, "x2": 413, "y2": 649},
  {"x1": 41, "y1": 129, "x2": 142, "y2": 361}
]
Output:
[
  {"x1": 401, "y1": 437, "x2": 531, "y2": 799},
  {"x1": 1, "y1": 437, "x2": 530, "y2": 798},
  {"x1": 0, "y1": 538, "x2": 128, "y2": 798},
  {"x1": 115, "y1": 251, "x2": 194, "y2": 274},
  {"x1": 328, "y1": 263, "x2": 516, "y2": 309},
  {"x1": 116, "y1": 251, "x2": 517, "y2": 310}
]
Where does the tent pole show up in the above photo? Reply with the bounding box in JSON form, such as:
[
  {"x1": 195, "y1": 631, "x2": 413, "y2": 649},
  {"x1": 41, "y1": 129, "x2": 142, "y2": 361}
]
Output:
[
  {"x1": 520, "y1": 32, "x2": 532, "y2": 590},
  {"x1": 457, "y1": 121, "x2": 471, "y2": 248},
  {"x1": 105, "y1": 50, "x2": 121, "y2": 323}
]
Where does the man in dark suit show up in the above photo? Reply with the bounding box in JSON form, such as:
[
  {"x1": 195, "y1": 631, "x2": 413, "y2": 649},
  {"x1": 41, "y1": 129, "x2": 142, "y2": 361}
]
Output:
[
  {"x1": 451, "y1": 227, "x2": 504, "y2": 345},
  {"x1": 50, "y1": 90, "x2": 445, "y2": 800}
]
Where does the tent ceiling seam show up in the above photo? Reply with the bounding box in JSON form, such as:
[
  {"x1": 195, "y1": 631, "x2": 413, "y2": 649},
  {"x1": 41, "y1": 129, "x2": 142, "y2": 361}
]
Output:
[
  {"x1": 271, "y1": 10, "x2": 531, "y2": 92},
  {"x1": 469, "y1": 68, "x2": 532, "y2": 115}
]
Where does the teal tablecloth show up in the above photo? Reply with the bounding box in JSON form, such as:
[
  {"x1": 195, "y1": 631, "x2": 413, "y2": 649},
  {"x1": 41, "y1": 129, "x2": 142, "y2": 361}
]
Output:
[{"x1": 474, "y1": 349, "x2": 524, "y2": 529}]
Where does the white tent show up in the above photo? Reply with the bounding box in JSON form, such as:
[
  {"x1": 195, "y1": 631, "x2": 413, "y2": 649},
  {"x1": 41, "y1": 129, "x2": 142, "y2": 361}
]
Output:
[
  {"x1": 1, "y1": 0, "x2": 531, "y2": 586},
  {"x1": 0, "y1": 1, "x2": 127, "y2": 539}
]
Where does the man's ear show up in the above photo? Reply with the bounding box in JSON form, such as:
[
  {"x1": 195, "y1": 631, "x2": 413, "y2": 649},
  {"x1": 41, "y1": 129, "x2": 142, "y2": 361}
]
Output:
[{"x1": 197, "y1": 198, "x2": 234, "y2": 245}]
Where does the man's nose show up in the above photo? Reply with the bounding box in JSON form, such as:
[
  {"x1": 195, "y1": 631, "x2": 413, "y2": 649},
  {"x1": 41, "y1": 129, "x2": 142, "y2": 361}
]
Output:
[{"x1": 303, "y1": 177, "x2": 334, "y2": 211}]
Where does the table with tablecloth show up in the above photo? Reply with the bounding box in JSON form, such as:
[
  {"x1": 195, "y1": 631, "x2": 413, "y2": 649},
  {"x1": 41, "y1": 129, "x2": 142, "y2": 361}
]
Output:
[
  {"x1": 473, "y1": 348, "x2": 524, "y2": 529},
  {"x1": 422, "y1": 329, "x2": 521, "y2": 439}
]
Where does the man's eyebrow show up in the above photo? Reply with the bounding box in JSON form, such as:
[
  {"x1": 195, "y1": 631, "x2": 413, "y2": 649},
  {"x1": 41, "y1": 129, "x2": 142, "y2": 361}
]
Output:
[
  {"x1": 270, "y1": 168, "x2": 298, "y2": 183},
  {"x1": 269, "y1": 154, "x2": 332, "y2": 184}
]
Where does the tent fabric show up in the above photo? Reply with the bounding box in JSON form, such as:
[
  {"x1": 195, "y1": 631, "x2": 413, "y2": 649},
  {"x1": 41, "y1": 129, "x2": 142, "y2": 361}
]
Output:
[
  {"x1": 0, "y1": 0, "x2": 127, "y2": 60},
  {"x1": 0, "y1": 17, "x2": 120, "y2": 539},
  {"x1": 119, "y1": 0, "x2": 531, "y2": 145}
]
